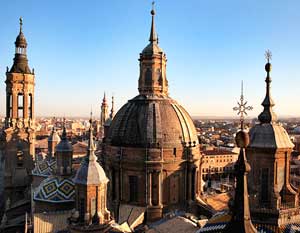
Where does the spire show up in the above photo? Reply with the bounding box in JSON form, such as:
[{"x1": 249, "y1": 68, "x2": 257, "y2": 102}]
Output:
[
  {"x1": 19, "y1": 17, "x2": 23, "y2": 33},
  {"x1": 103, "y1": 92, "x2": 107, "y2": 102},
  {"x1": 149, "y1": 1, "x2": 158, "y2": 43},
  {"x1": 10, "y1": 17, "x2": 31, "y2": 73},
  {"x1": 224, "y1": 116, "x2": 257, "y2": 232},
  {"x1": 87, "y1": 112, "x2": 97, "y2": 161},
  {"x1": 258, "y1": 50, "x2": 277, "y2": 124},
  {"x1": 61, "y1": 118, "x2": 67, "y2": 140},
  {"x1": 110, "y1": 95, "x2": 115, "y2": 119},
  {"x1": 138, "y1": 2, "x2": 168, "y2": 96}
]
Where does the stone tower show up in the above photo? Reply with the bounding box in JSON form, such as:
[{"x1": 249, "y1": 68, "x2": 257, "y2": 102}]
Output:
[
  {"x1": 69, "y1": 117, "x2": 111, "y2": 232},
  {"x1": 100, "y1": 93, "x2": 109, "y2": 127},
  {"x1": 0, "y1": 18, "x2": 35, "y2": 205},
  {"x1": 247, "y1": 51, "x2": 298, "y2": 226}
]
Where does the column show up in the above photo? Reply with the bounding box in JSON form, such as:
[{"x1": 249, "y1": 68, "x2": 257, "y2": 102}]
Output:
[
  {"x1": 158, "y1": 170, "x2": 162, "y2": 206},
  {"x1": 12, "y1": 91, "x2": 17, "y2": 119},
  {"x1": 147, "y1": 171, "x2": 152, "y2": 206}
]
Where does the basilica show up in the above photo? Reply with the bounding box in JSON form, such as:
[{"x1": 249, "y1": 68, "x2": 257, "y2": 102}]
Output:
[{"x1": 0, "y1": 4, "x2": 299, "y2": 233}]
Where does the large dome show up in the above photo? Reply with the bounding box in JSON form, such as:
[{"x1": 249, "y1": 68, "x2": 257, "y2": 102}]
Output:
[{"x1": 106, "y1": 95, "x2": 198, "y2": 148}]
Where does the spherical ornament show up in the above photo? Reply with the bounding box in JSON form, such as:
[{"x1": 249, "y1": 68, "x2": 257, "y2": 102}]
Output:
[
  {"x1": 151, "y1": 9, "x2": 155, "y2": 15},
  {"x1": 265, "y1": 62, "x2": 272, "y2": 72},
  {"x1": 235, "y1": 130, "x2": 249, "y2": 148}
]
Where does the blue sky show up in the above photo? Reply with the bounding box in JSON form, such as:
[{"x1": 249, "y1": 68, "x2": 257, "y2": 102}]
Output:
[{"x1": 0, "y1": 0, "x2": 299, "y2": 118}]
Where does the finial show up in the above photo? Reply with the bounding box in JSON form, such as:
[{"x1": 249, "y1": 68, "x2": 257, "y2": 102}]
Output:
[
  {"x1": 61, "y1": 117, "x2": 67, "y2": 139},
  {"x1": 110, "y1": 95, "x2": 115, "y2": 119},
  {"x1": 151, "y1": 1, "x2": 155, "y2": 15},
  {"x1": 19, "y1": 17, "x2": 23, "y2": 32},
  {"x1": 258, "y1": 50, "x2": 277, "y2": 123},
  {"x1": 89, "y1": 109, "x2": 93, "y2": 125},
  {"x1": 149, "y1": 1, "x2": 158, "y2": 42},
  {"x1": 233, "y1": 81, "x2": 253, "y2": 130},
  {"x1": 265, "y1": 49, "x2": 272, "y2": 63},
  {"x1": 87, "y1": 111, "x2": 96, "y2": 161}
]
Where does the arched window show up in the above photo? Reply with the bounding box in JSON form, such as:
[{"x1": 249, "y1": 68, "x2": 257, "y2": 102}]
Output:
[
  {"x1": 28, "y1": 94, "x2": 33, "y2": 118},
  {"x1": 17, "y1": 94, "x2": 24, "y2": 118},
  {"x1": 6, "y1": 94, "x2": 12, "y2": 118}
]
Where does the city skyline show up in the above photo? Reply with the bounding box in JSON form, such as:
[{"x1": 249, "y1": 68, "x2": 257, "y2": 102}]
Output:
[{"x1": 0, "y1": 0, "x2": 299, "y2": 117}]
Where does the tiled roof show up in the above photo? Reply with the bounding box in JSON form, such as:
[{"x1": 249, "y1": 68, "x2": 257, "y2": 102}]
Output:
[
  {"x1": 32, "y1": 159, "x2": 56, "y2": 177},
  {"x1": 34, "y1": 176, "x2": 75, "y2": 203}
]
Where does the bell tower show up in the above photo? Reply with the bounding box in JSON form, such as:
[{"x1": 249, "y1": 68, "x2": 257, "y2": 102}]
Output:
[{"x1": 0, "y1": 18, "x2": 35, "y2": 205}]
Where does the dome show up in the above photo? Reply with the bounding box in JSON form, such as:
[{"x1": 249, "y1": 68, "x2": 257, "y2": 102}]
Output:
[
  {"x1": 107, "y1": 95, "x2": 198, "y2": 148},
  {"x1": 34, "y1": 176, "x2": 75, "y2": 203},
  {"x1": 15, "y1": 32, "x2": 27, "y2": 48},
  {"x1": 248, "y1": 123, "x2": 294, "y2": 149},
  {"x1": 142, "y1": 42, "x2": 163, "y2": 55},
  {"x1": 73, "y1": 156, "x2": 109, "y2": 185}
]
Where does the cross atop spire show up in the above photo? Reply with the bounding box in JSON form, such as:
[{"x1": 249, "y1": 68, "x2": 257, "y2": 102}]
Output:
[
  {"x1": 265, "y1": 49, "x2": 272, "y2": 63},
  {"x1": 258, "y1": 50, "x2": 277, "y2": 124},
  {"x1": 149, "y1": 1, "x2": 158, "y2": 43},
  {"x1": 233, "y1": 81, "x2": 253, "y2": 130}
]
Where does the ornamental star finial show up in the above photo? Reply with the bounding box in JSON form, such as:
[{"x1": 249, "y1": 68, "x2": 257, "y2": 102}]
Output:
[
  {"x1": 265, "y1": 49, "x2": 272, "y2": 63},
  {"x1": 233, "y1": 81, "x2": 253, "y2": 129}
]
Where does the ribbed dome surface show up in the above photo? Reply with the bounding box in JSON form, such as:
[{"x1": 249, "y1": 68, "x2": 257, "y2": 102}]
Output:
[{"x1": 107, "y1": 95, "x2": 198, "y2": 148}]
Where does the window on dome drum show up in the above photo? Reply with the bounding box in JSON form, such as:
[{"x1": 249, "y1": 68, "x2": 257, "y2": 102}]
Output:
[
  {"x1": 6, "y1": 94, "x2": 12, "y2": 118},
  {"x1": 261, "y1": 168, "x2": 269, "y2": 203},
  {"x1": 129, "y1": 175, "x2": 138, "y2": 202},
  {"x1": 28, "y1": 94, "x2": 32, "y2": 118},
  {"x1": 17, "y1": 94, "x2": 24, "y2": 118},
  {"x1": 173, "y1": 148, "x2": 177, "y2": 157}
]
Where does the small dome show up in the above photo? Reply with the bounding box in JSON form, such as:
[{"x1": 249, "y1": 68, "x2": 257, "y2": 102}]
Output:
[
  {"x1": 248, "y1": 123, "x2": 294, "y2": 149},
  {"x1": 142, "y1": 42, "x2": 163, "y2": 55},
  {"x1": 34, "y1": 176, "x2": 75, "y2": 203},
  {"x1": 15, "y1": 32, "x2": 27, "y2": 48},
  {"x1": 73, "y1": 156, "x2": 109, "y2": 185},
  {"x1": 74, "y1": 123, "x2": 109, "y2": 185},
  {"x1": 107, "y1": 95, "x2": 198, "y2": 148}
]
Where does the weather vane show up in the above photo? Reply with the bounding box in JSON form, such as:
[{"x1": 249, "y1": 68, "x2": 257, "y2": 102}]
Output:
[
  {"x1": 265, "y1": 49, "x2": 272, "y2": 63},
  {"x1": 233, "y1": 81, "x2": 253, "y2": 130}
]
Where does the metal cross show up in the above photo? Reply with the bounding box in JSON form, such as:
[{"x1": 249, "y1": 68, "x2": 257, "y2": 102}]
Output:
[
  {"x1": 233, "y1": 81, "x2": 253, "y2": 129},
  {"x1": 265, "y1": 50, "x2": 272, "y2": 63}
]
